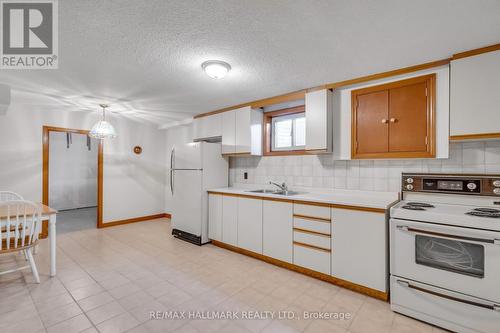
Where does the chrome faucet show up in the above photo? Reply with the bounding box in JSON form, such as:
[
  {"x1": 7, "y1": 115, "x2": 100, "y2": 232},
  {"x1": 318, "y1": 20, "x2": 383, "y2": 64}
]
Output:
[{"x1": 269, "y1": 181, "x2": 288, "y2": 192}]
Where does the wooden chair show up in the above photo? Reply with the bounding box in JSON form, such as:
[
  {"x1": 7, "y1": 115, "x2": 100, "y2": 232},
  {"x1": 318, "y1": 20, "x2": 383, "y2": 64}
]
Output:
[
  {"x1": 0, "y1": 191, "x2": 24, "y2": 201},
  {"x1": 0, "y1": 200, "x2": 42, "y2": 283}
]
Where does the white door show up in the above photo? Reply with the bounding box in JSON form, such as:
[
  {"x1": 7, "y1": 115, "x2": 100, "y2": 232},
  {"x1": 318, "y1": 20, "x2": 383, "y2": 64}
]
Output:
[
  {"x1": 263, "y1": 200, "x2": 293, "y2": 263},
  {"x1": 222, "y1": 196, "x2": 238, "y2": 246},
  {"x1": 171, "y1": 170, "x2": 202, "y2": 236},
  {"x1": 332, "y1": 208, "x2": 387, "y2": 292},
  {"x1": 173, "y1": 142, "x2": 202, "y2": 170},
  {"x1": 237, "y1": 197, "x2": 263, "y2": 253},
  {"x1": 235, "y1": 106, "x2": 251, "y2": 153},
  {"x1": 208, "y1": 194, "x2": 223, "y2": 241},
  {"x1": 222, "y1": 110, "x2": 236, "y2": 154}
]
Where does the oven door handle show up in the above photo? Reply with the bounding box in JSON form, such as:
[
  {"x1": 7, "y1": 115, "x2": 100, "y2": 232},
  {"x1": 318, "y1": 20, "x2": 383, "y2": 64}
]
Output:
[
  {"x1": 396, "y1": 225, "x2": 500, "y2": 245},
  {"x1": 396, "y1": 279, "x2": 500, "y2": 312}
]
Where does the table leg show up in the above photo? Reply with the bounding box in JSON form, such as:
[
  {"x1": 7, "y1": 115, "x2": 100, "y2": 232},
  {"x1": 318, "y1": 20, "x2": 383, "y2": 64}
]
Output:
[{"x1": 49, "y1": 215, "x2": 56, "y2": 277}]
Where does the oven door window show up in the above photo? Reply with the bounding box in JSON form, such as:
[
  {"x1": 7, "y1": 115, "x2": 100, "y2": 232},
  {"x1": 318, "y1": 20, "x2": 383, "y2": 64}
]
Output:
[{"x1": 415, "y1": 235, "x2": 484, "y2": 278}]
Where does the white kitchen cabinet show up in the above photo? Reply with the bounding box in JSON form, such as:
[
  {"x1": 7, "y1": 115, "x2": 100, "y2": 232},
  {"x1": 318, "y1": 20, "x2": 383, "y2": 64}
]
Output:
[
  {"x1": 305, "y1": 89, "x2": 332, "y2": 152},
  {"x1": 221, "y1": 106, "x2": 263, "y2": 155},
  {"x1": 208, "y1": 194, "x2": 223, "y2": 241},
  {"x1": 450, "y1": 50, "x2": 500, "y2": 138},
  {"x1": 237, "y1": 197, "x2": 263, "y2": 253},
  {"x1": 193, "y1": 114, "x2": 222, "y2": 141},
  {"x1": 222, "y1": 195, "x2": 238, "y2": 246},
  {"x1": 221, "y1": 110, "x2": 236, "y2": 154},
  {"x1": 331, "y1": 208, "x2": 387, "y2": 292},
  {"x1": 263, "y1": 200, "x2": 293, "y2": 263}
]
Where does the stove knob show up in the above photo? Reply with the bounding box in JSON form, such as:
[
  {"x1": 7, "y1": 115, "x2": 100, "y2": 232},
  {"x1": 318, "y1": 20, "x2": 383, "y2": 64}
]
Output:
[
  {"x1": 406, "y1": 177, "x2": 414, "y2": 184},
  {"x1": 494, "y1": 188, "x2": 500, "y2": 195},
  {"x1": 467, "y1": 182, "x2": 477, "y2": 190},
  {"x1": 493, "y1": 180, "x2": 500, "y2": 187},
  {"x1": 405, "y1": 184, "x2": 414, "y2": 191}
]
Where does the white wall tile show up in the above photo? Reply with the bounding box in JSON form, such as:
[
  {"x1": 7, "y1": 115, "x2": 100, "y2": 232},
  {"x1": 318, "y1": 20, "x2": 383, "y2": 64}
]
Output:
[{"x1": 230, "y1": 141, "x2": 499, "y2": 192}]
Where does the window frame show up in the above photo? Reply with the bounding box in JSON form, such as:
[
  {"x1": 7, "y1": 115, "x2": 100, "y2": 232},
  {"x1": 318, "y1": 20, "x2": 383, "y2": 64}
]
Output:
[{"x1": 263, "y1": 105, "x2": 307, "y2": 156}]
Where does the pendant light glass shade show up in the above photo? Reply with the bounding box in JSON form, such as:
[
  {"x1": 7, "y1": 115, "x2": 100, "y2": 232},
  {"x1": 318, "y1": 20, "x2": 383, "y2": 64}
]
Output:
[{"x1": 89, "y1": 104, "x2": 117, "y2": 139}]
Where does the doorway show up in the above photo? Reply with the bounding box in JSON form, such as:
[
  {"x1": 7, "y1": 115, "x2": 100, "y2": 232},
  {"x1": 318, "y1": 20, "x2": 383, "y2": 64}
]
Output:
[{"x1": 42, "y1": 126, "x2": 103, "y2": 236}]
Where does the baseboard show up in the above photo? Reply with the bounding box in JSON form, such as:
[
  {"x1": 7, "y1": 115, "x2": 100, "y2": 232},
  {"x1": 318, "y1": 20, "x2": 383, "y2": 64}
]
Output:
[
  {"x1": 100, "y1": 213, "x2": 170, "y2": 228},
  {"x1": 211, "y1": 240, "x2": 389, "y2": 301}
]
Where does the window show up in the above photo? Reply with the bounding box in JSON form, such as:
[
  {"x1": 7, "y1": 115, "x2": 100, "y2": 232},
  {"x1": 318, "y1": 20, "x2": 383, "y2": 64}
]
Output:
[
  {"x1": 263, "y1": 105, "x2": 306, "y2": 155},
  {"x1": 272, "y1": 112, "x2": 306, "y2": 151}
]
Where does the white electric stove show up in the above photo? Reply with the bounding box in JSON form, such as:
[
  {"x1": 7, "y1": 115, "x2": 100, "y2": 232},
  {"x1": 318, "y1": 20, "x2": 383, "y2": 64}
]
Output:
[{"x1": 390, "y1": 173, "x2": 500, "y2": 333}]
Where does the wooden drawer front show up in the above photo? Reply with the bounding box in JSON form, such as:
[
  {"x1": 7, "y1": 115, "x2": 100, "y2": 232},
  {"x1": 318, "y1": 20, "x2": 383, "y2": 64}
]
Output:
[
  {"x1": 293, "y1": 244, "x2": 331, "y2": 275},
  {"x1": 293, "y1": 230, "x2": 330, "y2": 250},
  {"x1": 294, "y1": 204, "x2": 330, "y2": 220},
  {"x1": 293, "y1": 217, "x2": 330, "y2": 235}
]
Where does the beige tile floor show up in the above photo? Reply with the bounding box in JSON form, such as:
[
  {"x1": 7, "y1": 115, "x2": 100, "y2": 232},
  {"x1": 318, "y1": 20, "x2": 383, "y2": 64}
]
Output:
[{"x1": 0, "y1": 218, "x2": 449, "y2": 333}]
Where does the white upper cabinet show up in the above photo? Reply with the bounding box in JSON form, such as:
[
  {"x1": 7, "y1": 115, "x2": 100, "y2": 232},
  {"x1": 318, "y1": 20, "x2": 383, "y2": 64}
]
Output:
[
  {"x1": 305, "y1": 89, "x2": 332, "y2": 152},
  {"x1": 221, "y1": 106, "x2": 263, "y2": 155},
  {"x1": 221, "y1": 110, "x2": 236, "y2": 154},
  {"x1": 193, "y1": 114, "x2": 222, "y2": 141},
  {"x1": 450, "y1": 50, "x2": 500, "y2": 138}
]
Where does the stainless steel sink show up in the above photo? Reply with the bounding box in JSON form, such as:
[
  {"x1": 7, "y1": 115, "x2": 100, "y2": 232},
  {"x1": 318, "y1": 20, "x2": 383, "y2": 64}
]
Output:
[
  {"x1": 247, "y1": 189, "x2": 305, "y2": 196},
  {"x1": 248, "y1": 189, "x2": 277, "y2": 194}
]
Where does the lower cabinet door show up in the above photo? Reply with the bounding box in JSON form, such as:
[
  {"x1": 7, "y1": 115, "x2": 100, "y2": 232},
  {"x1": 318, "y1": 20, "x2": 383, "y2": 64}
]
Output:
[
  {"x1": 222, "y1": 196, "x2": 238, "y2": 246},
  {"x1": 293, "y1": 243, "x2": 331, "y2": 275},
  {"x1": 208, "y1": 194, "x2": 223, "y2": 241},
  {"x1": 263, "y1": 200, "x2": 293, "y2": 263},
  {"x1": 332, "y1": 208, "x2": 387, "y2": 292},
  {"x1": 237, "y1": 197, "x2": 263, "y2": 253}
]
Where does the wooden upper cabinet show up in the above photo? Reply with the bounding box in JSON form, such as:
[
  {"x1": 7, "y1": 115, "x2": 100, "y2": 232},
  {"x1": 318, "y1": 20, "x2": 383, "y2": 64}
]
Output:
[
  {"x1": 354, "y1": 90, "x2": 389, "y2": 154},
  {"x1": 351, "y1": 74, "x2": 435, "y2": 159}
]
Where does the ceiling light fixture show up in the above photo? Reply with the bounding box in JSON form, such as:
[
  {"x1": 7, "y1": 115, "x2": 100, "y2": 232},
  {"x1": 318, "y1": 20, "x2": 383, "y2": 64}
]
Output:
[
  {"x1": 89, "y1": 104, "x2": 117, "y2": 139},
  {"x1": 201, "y1": 60, "x2": 231, "y2": 79}
]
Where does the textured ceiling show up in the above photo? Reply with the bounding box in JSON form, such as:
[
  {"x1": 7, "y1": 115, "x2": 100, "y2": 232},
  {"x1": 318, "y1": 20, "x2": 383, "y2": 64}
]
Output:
[{"x1": 2, "y1": 0, "x2": 500, "y2": 126}]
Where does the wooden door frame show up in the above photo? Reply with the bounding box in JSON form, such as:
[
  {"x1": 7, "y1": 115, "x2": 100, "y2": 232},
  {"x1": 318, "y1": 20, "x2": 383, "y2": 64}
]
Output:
[{"x1": 42, "y1": 126, "x2": 104, "y2": 237}]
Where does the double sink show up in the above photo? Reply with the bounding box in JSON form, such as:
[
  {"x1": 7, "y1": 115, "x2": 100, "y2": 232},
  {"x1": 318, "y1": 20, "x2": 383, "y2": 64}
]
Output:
[{"x1": 247, "y1": 189, "x2": 304, "y2": 196}]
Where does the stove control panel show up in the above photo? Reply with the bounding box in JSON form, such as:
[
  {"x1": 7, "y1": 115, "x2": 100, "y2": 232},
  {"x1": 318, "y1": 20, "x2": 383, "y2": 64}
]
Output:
[{"x1": 402, "y1": 174, "x2": 500, "y2": 196}]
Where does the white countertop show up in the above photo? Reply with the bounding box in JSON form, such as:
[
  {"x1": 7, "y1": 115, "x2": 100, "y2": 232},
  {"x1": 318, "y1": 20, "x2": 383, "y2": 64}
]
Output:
[{"x1": 208, "y1": 186, "x2": 400, "y2": 210}]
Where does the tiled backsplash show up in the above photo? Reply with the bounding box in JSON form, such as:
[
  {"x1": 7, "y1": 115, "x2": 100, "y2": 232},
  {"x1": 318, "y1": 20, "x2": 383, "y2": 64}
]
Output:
[{"x1": 229, "y1": 141, "x2": 500, "y2": 192}]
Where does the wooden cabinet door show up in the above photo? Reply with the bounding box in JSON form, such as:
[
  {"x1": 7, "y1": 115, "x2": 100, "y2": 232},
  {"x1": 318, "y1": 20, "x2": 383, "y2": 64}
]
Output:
[
  {"x1": 389, "y1": 78, "x2": 430, "y2": 153},
  {"x1": 351, "y1": 74, "x2": 435, "y2": 159},
  {"x1": 352, "y1": 90, "x2": 389, "y2": 155},
  {"x1": 237, "y1": 197, "x2": 263, "y2": 253}
]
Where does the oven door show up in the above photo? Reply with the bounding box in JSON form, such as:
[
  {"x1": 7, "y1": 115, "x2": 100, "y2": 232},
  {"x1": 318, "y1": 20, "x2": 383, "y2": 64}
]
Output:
[{"x1": 390, "y1": 218, "x2": 500, "y2": 303}]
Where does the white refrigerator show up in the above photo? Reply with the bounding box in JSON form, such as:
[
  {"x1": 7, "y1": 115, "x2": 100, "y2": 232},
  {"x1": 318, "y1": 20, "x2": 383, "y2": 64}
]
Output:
[{"x1": 170, "y1": 142, "x2": 228, "y2": 245}]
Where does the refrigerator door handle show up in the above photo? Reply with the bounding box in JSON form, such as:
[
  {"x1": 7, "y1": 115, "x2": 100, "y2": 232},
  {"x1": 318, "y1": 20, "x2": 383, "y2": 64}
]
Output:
[{"x1": 170, "y1": 147, "x2": 175, "y2": 195}]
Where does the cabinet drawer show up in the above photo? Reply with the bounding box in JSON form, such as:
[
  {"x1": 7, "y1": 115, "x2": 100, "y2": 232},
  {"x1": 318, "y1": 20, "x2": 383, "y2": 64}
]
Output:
[
  {"x1": 293, "y1": 217, "x2": 330, "y2": 235},
  {"x1": 293, "y1": 230, "x2": 331, "y2": 250},
  {"x1": 294, "y1": 204, "x2": 330, "y2": 220},
  {"x1": 293, "y1": 243, "x2": 331, "y2": 275}
]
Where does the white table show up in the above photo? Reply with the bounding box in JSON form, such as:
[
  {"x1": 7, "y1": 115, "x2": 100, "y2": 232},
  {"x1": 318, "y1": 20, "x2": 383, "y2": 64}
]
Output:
[{"x1": 0, "y1": 203, "x2": 57, "y2": 277}]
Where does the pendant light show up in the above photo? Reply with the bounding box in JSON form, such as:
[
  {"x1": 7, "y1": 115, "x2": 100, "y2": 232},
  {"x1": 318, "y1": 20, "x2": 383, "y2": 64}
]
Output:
[{"x1": 89, "y1": 104, "x2": 117, "y2": 139}]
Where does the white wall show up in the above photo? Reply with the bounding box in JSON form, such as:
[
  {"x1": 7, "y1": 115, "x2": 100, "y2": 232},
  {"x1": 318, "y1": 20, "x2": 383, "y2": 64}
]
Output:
[
  {"x1": 49, "y1": 132, "x2": 98, "y2": 210},
  {"x1": 164, "y1": 124, "x2": 194, "y2": 214},
  {"x1": 0, "y1": 106, "x2": 166, "y2": 224}
]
